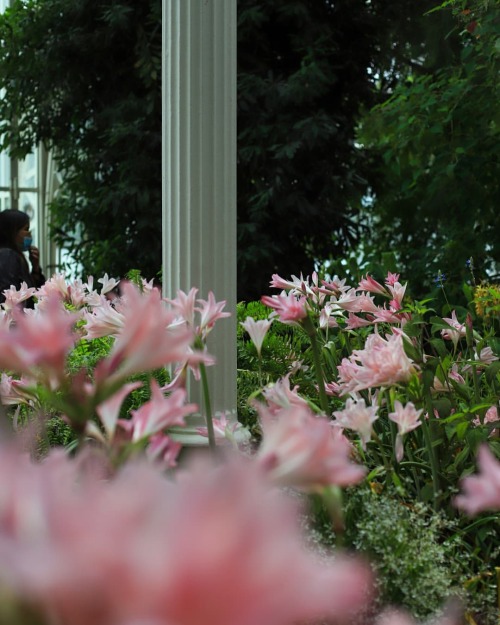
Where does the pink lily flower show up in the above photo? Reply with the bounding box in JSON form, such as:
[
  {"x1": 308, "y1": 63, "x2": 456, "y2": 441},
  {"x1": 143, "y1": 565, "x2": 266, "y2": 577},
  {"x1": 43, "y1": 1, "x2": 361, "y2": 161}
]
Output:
[
  {"x1": 97, "y1": 273, "x2": 120, "y2": 295},
  {"x1": 164, "y1": 287, "x2": 198, "y2": 327},
  {"x1": 385, "y1": 272, "x2": 401, "y2": 287},
  {"x1": 81, "y1": 295, "x2": 125, "y2": 339},
  {"x1": 0, "y1": 304, "x2": 79, "y2": 387},
  {"x1": 100, "y1": 282, "x2": 194, "y2": 382},
  {"x1": 269, "y1": 272, "x2": 308, "y2": 293},
  {"x1": 388, "y1": 400, "x2": 423, "y2": 461},
  {"x1": 90, "y1": 381, "x2": 143, "y2": 442},
  {"x1": 240, "y1": 316, "x2": 272, "y2": 356},
  {"x1": 261, "y1": 291, "x2": 308, "y2": 324},
  {"x1": 357, "y1": 274, "x2": 388, "y2": 296},
  {"x1": 1, "y1": 282, "x2": 37, "y2": 310},
  {"x1": 441, "y1": 310, "x2": 466, "y2": 345},
  {"x1": 337, "y1": 331, "x2": 417, "y2": 394},
  {"x1": 256, "y1": 403, "x2": 367, "y2": 491},
  {"x1": 454, "y1": 445, "x2": 500, "y2": 515},
  {"x1": 119, "y1": 381, "x2": 197, "y2": 443},
  {"x1": 196, "y1": 411, "x2": 251, "y2": 447},
  {"x1": 387, "y1": 280, "x2": 407, "y2": 306},
  {"x1": 195, "y1": 291, "x2": 231, "y2": 338},
  {"x1": 261, "y1": 373, "x2": 310, "y2": 414},
  {"x1": 146, "y1": 432, "x2": 183, "y2": 468},
  {"x1": 332, "y1": 396, "x2": 379, "y2": 449}
]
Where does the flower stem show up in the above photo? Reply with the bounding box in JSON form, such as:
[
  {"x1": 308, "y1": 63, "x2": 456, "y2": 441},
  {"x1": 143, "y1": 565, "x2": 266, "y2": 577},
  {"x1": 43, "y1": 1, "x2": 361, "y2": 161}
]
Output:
[
  {"x1": 199, "y1": 362, "x2": 216, "y2": 452},
  {"x1": 303, "y1": 316, "x2": 329, "y2": 414}
]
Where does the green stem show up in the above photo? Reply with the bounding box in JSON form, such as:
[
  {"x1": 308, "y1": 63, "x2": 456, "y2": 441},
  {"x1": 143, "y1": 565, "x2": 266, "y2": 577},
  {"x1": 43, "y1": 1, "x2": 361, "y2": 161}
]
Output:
[
  {"x1": 371, "y1": 429, "x2": 392, "y2": 477},
  {"x1": 199, "y1": 362, "x2": 216, "y2": 452},
  {"x1": 303, "y1": 316, "x2": 329, "y2": 414},
  {"x1": 421, "y1": 401, "x2": 441, "y2": 510}
]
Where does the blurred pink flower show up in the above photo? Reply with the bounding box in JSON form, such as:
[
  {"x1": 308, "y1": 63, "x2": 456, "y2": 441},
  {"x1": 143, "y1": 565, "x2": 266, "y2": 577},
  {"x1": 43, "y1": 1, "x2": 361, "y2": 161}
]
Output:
[
  {"x1": 97, "y1": 273, "x2": 120, "y2": 295},
  {"x1": 196, "y1": 411, "x2": 251, "y2": 447},
  {"x1": 386, "y1": 280, "x2": 407, "y2": 306},
  {"x1": 164, "y1": 287, "x2": 198, "y2": 327},
  {"x1": 255, "y1": 403, "x2": 366, "y2": 491},
  {"x1": 119, "y1": 381, "x2": 197, "y2": 443},
  {"x1": 91, "y1": 381, "x2": 143, "y2": 441},
  {"x1": 240, "y1": 316, "x2": 272, "y2": 357},
  {"x1": 0, "y1": 373, "x2": 32, "y2": 406},
  {"x1": 337, "y1": 331, "x2": 417, "y2": 394},
  {"x1": 454, "y1": 445, "x2": 500, "y2": 515},
  {"x1": 472, "y1": 405, "x2": 499, "y2": 437},
  {"x1": 146, "y1": 432, "x2": 182, "y2": 468},
  {"x1": 161, "y1": 347, "x2": 217, "y2": 391},
  {"x1": 261, "y1": 373, "x2": 310, "y2": 414},
  {"x1": 195, "y1": 291, "x2": 231, "y2": 338},
  {"x1": 332, "y1": 396, "x2": 379, "y2": 449},
  {"x1": 345, "y1": 312, "x2": 372, "y2": 329},
  {"x1": 81, "y1": 295, "x2": 125, "y2": 339},
  {"x1": 0, "y1": 444, "x2": 373, "y2": 625},
  {"x1": 261, "y1": 292, "x2": 308, "y2": 325},
  {"x1": 35, "y1": 272, "x2": 69, "y2": 301},
  {"x1": 0, "y1": 303, "x2": 79, "y2": 387},
  {"x1": 1, "y1": 281, "x2": 36, "y2": 310},
  {"x1": 100, "y1": 282, "x2": 194, "y2": 382}
]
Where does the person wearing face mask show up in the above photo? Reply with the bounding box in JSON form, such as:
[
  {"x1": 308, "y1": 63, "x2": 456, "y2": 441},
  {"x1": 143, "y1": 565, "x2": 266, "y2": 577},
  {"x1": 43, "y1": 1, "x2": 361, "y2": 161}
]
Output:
[{"x1": 0, "y1": 209, "x2": 46, "y2": 307}]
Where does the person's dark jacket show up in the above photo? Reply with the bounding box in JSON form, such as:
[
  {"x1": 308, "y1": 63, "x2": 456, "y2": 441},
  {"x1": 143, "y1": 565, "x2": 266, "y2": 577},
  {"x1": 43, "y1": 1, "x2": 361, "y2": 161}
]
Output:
[{"x1": 0, "y1": 248, "x2": 45, "y2": 306}]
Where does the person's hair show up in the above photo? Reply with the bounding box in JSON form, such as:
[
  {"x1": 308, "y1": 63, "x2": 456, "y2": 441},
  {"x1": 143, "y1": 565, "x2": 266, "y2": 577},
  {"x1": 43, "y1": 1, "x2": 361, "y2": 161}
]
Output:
[{"x1": 0, "y1": 209, "x2": 30, "y2": 250}]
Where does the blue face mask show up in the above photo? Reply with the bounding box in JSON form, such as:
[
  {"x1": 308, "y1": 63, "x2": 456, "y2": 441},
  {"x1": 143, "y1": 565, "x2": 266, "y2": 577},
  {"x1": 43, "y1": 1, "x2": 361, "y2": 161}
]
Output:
[{"x1": 22, "y1": 236, "x2": 33, "y2": 252}]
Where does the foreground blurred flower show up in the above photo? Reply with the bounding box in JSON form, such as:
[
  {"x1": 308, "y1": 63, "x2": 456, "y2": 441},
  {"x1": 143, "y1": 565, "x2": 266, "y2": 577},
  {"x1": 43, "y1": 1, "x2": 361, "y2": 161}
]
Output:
[
  {"x1": 119, "y1": 382, "x2": 197, "y2": 443},
  {"x1": 454, "y1": 445, "x2": 500, "y2": 515},
  {"x1": 0, "y1": 302, "x2": 79, "y2": 388},
  {"x1": 98, "y1": 282, "x2": 194, "y2": 384},
  {"x1": 0, "y1": 444, "x2": 373, "y2": 625}
]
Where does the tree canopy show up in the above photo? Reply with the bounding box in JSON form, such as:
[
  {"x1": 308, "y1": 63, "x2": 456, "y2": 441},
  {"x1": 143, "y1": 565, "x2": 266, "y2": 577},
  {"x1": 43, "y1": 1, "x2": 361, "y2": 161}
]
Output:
[
  {"x1": 237, "y1": 0, "x2": 460, "y2": 301},
  {"x1": 0, "y1": 0, "x2": 494, "y2": 303},
  {"x1": 358, "y1": 0, "x2": 500, "y2": 298},
  {"x1": 0, "y1": 0, "x2": 162, "y2": 283}
]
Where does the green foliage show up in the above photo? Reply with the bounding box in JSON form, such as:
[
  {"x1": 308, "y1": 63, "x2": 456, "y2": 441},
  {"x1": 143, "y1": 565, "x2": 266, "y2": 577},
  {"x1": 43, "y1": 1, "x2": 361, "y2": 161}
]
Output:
[
  {"x1": 358, "y1": 0, "x2": 500, "y2": 300},
  {"x1": 343, "y1": 486, "x2": 498, "y2": 623},
  {"x1": 0, "y1": 0, "x2": 162, "y2": 282},
  {"x1": 237, "y1": 300, "x2": 311, "y2": 435},
  {"x1": 237, "y1": 0, "x2": 460, "y2": 302}
]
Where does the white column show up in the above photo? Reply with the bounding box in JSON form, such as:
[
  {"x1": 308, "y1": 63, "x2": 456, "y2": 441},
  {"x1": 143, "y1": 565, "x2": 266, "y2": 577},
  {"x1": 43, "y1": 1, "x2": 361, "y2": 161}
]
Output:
[{"x1": 162, "y1": 0, "x2": 237, "y2": 425}]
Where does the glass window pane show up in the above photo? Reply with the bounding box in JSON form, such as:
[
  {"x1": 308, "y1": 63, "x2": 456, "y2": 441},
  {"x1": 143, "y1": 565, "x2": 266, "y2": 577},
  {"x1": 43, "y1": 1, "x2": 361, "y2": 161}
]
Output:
[
  {"x1": 0, "y1": 152, "x2": 10, "y2": 189},
  {"x1": 19, "y1": 153, "x2": 37, "y2": 189},
  {"x1": 19, "y1": 190, "x2": 38, "y2": 241},
  {"x1": 0, "y1": 191, "x2": 11, "y2": 211}
]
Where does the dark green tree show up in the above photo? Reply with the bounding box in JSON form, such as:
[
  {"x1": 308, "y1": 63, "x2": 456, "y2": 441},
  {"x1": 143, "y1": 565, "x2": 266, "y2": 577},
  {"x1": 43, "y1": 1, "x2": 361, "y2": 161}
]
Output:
[
  {"x1": 0, "y1": 0, "x2": 162, "y2": 282},
  {"x1": 358, "y1": 0, "x2": 500, "y2": 300},
  {"x1": 236, "y1": 0, "x2": 460, "y2": 302}
]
